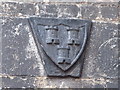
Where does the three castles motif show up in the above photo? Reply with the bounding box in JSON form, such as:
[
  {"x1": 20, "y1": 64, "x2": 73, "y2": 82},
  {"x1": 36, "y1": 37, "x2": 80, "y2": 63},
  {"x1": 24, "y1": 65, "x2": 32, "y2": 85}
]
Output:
[
  {"x1": 29, "y1": 17, "x2": 91, "y2": 76},
  {"x1": 45, "y1": 25, "x2": 80, "y2": 65}
]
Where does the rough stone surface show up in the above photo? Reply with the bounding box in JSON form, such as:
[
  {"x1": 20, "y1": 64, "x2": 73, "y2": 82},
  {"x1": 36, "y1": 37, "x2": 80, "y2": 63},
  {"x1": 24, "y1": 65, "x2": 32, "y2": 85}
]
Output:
[
  {"x1": 0, "y1": 17, "x2": 2, "y2": 70},
  {"x1": 2, "y1": 76, "x2": 118, "y2": 88},
  {"x1": 39, "y1": 4, "x2": 80, "y2": 18},
  {"x1": 1, "y1": 2, "x2": 119, "y2": 88},
  {"x1": 34, "y1": 77, "x2": 118, "y2": 88},
  {"x1": 0, "y1": 0, "x2": 119, "y2": 2},
  {"x1": 57, "y1": 4, "x2": 79, "y2": 18},
  {"x1": 82, "y1": 22, "x2": 118, "y2": 79},
  {"x1": 2, "y1": 17, "x2": 45, "y2": 76},
  {"x1": 2, "y1": 76, "x2": 35, "y2": 88},
  {"x1": 100, "y1": 6, "x2": 118, "y2": 20},
  {"x1": 81, "y1": 5, "x2": 99, "y2": 20},
  {"x1": 2, "y1": 2, "x2": 36, "y2": 16},
  {"x1": 0, "y1": 17, "x2": 2, "y2": 88},
  {"x1": 39, "y1": 4, "x2": 58, "y2": 17}
]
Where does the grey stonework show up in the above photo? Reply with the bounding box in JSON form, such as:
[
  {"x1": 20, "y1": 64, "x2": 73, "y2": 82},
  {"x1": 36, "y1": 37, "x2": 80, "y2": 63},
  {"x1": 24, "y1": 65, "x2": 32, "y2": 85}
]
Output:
[
  {"x1": 0, "y1": 0, "x2": 120, "y2": 2},
  {"x1": 0, "y1": 2, "x2": 119, "y2": 88}
]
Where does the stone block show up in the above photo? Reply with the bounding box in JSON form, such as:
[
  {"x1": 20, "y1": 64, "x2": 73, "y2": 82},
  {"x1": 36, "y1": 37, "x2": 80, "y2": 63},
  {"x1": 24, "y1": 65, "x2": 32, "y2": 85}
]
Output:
[
  {"x1": 39, "y1": 4, "x2": 79, "y2": 18},
  {"x1": 35, "y1": 77, "x2": 118, "y2": 88},
  {"x1": 100, "y1": 6, "x2": 118, "y2": 20},
  {"x1": 39, "y1": 4, "x2": 58, "y2": 17},
  {"x1": 1, "y1": 76, "x2": 119, "y2": 88},
  {"x1": 2, "y1": 17, "x2": 119, "y2": 79},
  {"x1": 82, "y1": 22, "x2": 119, "y2": 79},
  {"x1": 2, "y1": 76, "x2": 35, "y2": 88},
  {"x1": 57, "y1": 4, "x2": 79, "y2": 18},
  {"x1": 2, "y1": 2, "x2": 36, "y2": 16},
  {"x1": 2, "y1": 17, "x2": 45, "y2": 76},
  {"x1": 81, "y1": 5, "x2": 99, "y2": 20}
]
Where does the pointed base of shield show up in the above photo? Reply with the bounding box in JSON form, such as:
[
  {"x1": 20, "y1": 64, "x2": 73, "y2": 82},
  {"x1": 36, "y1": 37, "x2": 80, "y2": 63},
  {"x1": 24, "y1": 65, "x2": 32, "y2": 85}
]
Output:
[{"x1": 41, "y1": 47, "x2": 85, "y2": 77}]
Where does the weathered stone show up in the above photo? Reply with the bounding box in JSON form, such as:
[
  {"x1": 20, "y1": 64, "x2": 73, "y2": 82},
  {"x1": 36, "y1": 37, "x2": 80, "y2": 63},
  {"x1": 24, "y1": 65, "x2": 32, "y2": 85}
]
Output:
[
  {"x1": 34, "y1": 77, "x2": 118, "y2": 88},
  {"x1": 118, "y1": 78, "x2": 120, "y2": 88},
  {"x1": 2, "y1": 2, "x2": 20, "y2": 16},
  {"x1": 0, "y1": 2, "x2": 2, "y2": 14},
  {"x1": 118, "y1": 24, "x2": 120, "y2": 79},
  {"x1": 82, "y1": 22, "x2": 118, "y2": 79},
  {"x1": 100, "y1": 6, "x2": 118, "y2": 20},
  {"x1": 39, "y1": 4, "x2": 58, "y2": 17},
  {"x1": 0, "y1": 17, "x2": 2, "y2": 67},
  {"x1": 98, "y1": 2, "x2": 119, "y2": 7},
  {"x1": 0, "y1": 17, "x2": 2, "y2": 88},
  {"x1": 2, "y1": 18, "x2": 119, "y2": 78},
  {"x1": 45, "y1": 0, "x2": 85, "y2": 2},
  {"x1": 18, "y1": 3, "x2": 36, "y2": 16},
  {"x1": 81, "y1": 5, "x2": 99, "y2": 20},
  {"x1": 1, "y1": 76, "x2": 119, "y2": 88},
  {"x1": 105, "y1": 79, "x2": 119, "y2": 88},
  {"x1": 118, "y1": 3, "x2": 120, "y2": 21},
  {"x1": 2, "y1": 17, "x2": 45, "y2": 76},
  {"x1": 2, "y1": 76, "x2": 35, "y2": 88},
  {"x1": 57, "y1": 4, "x2": 79, "y2": 18},
  {"x1": 0, "y1": 0, "x2": 120, "y2": 2},
  {"x1": 2, "y1": 2, "x2": 36, "y2": 16},
  {"x1": 39, "y1": 4, "x2": 79, "y2": 18}
]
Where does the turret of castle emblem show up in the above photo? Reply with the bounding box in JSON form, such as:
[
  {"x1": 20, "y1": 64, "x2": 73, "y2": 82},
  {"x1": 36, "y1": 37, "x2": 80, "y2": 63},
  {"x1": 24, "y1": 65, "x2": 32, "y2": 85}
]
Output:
[
  {"x1": 67, "y1": 27, "x2": 80, "y2": 45},
  {"x1": 45, "y1": 26, "x2": 59, "y2": 44},
  {"x1": 57, "y1": 46, "x2": 71, "y2": 64}
]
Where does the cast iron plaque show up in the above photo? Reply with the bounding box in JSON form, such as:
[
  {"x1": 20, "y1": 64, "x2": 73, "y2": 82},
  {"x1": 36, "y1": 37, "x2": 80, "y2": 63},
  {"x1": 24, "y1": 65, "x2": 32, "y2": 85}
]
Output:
[{"x1": 29, "y1": 17, "x2": 91, "y2": 77}]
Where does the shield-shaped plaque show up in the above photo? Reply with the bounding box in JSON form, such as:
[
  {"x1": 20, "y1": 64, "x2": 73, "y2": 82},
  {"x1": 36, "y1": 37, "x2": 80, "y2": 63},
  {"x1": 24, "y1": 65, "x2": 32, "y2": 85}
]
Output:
[{"x1": 29, "y1": 17, "x2": 91, "y2": 77}]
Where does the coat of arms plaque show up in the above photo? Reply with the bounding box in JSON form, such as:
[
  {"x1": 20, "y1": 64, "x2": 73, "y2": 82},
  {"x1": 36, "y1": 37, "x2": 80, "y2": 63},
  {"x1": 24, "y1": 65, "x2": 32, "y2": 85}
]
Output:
[{"x1": 29, "y1": 17, "x2": 91, "y2": 77}]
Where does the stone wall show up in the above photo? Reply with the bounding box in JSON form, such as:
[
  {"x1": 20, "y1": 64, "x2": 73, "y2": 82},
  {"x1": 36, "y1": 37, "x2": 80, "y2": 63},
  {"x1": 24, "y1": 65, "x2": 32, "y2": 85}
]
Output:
[{"x1": 0, "y1": 1, "x2": 119, "y2": 88}]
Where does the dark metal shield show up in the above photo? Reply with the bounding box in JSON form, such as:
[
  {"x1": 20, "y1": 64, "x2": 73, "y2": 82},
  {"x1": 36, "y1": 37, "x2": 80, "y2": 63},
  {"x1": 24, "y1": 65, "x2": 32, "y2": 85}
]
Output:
[{"x1": 29, "y1": 17, "x2": 91, "y2": 77}]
